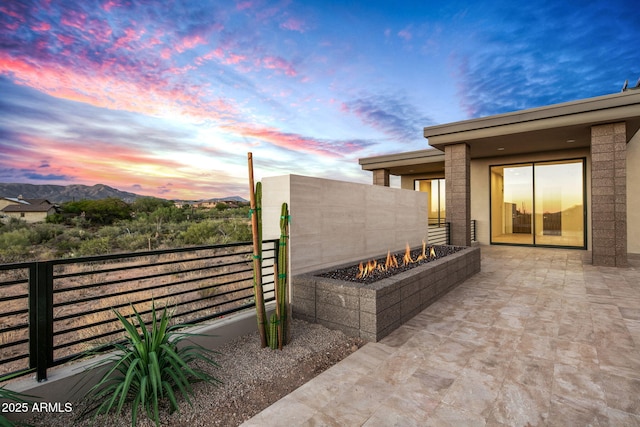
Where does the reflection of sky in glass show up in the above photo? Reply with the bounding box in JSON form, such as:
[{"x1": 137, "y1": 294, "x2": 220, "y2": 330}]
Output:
[
  {"x1": 535, "y1": 162, "x2": 583, "y2": 213},
  {"x1": 504, "y1": 166, "x2": 532, "y2": 213},
  {"x1": 502, "y1": 161, "x2": 583, "y2": 214}
]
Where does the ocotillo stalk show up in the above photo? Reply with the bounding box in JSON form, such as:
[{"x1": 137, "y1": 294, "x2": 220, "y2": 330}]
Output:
[
  {"x1": 278, "y1": 202, "x2": 290, "y2": 347},
  {"x1": 248, "y1": 152, "x2": 267, "y2": 348}
]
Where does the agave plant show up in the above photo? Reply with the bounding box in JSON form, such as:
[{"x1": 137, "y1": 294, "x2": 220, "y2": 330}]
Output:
[{"x1": 82, "y1": 302, "x2": 220, "y2": 427}]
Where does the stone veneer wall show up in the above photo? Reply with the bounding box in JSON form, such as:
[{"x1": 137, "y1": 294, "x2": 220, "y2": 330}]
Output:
[
  {"x1": 591, "y1": 122, "x2": 627, "y2": 267},
  {"x1": 293, "y1": 246, "x2": 481, "y2": 341},
  {"x1": 445, "y1": 144, "x2": 471, "y2": 246}
]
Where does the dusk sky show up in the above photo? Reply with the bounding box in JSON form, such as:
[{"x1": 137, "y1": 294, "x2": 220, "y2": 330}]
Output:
[{"x1": 1, "y1": 0, "x2": 638, "y2": 200}]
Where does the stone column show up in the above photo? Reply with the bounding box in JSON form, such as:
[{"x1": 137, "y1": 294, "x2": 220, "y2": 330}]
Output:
[
  {"x1": 445, "y1": 143, "x2": 471, "y2": 246},
  {"x1": 372, "y1": 168, "x2": 390, "y2": 186},
  {"x1": 591, "y1": 122, "x2": 627, "y2": 267}
]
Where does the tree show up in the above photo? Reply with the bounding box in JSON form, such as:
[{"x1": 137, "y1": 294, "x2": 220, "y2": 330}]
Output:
[
  {"x1": 130, "y1": 197, "x2": 174, "y2": 214},
  {"x1": 61, "y1": 198, "x2": 132, "y2": 225}
]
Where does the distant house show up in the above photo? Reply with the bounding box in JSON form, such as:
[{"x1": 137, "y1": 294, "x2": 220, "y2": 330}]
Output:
[{"x1": 0, "y1": 196, "x2": 58, "y2": 223}]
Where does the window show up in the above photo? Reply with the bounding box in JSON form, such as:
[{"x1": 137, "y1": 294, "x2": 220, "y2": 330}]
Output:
[
  {"x1": 415, "y1": 179, "x2": 446, "y2": 225},
  {"x1": 490, "y1": 159, "x2": 585, "y2": 248}
]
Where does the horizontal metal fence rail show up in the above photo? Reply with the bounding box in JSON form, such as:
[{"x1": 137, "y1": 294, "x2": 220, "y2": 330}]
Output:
[
  {"x1": 471, "y1": 220, "x2": 477, "y2": 242},
  {"x1": 0, "y1": 240, "x2": 278, "y2": 382},
  {"x1": 428, "y1": 221, "x2": 450, "y2": 246}
]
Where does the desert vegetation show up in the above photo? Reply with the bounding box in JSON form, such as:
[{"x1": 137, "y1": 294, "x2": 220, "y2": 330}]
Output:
[
  {"x1": 0, "y1": 197, "x2": 260, "y2": 377},
  {"x1": 0, "y1": 197, "x2": 252, "y2": 263}
]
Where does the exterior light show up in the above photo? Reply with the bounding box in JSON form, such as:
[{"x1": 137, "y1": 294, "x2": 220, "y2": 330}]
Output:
[{"x1": 497, "y1": 147, "x2": 505, "y2": 151}]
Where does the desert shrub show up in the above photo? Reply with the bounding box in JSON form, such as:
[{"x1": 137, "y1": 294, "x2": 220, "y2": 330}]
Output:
[
  {"x1": 180, "y1": 221, "x2": 218, "y2": 245},
  {"x1": 49, "y1": 233, "x2": 82, "y2": 255},
  {"x1": 217, "y1": 218, "x2": 251, "y2": 243},
  {"x1": 115, "y1": 233, "x2": 152, "y2": 252},
  {"x1": 45, "y1": 213, "x2": 65, "y2": 224},
  {"x1": 0, "y1": 228, "x2": 34, "y2": 250},
  {"x1": 1, "y1": 218, "x2": 29, "y2": 233},
  {"x1": 77, "y1": 237, "x2": 111, "y2": 256},
  {"x1": 31, "y1": 223, "x2": 65, "y2": 244}
]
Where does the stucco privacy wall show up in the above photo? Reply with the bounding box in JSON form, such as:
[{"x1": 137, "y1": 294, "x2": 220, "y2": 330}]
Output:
[{"x1": 262, "y1": 174, "x2": 429, "y2": 275}]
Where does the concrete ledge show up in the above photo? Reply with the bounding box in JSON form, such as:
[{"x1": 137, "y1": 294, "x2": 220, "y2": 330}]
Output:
[{"x1": 293, "y1": 246, "x2": 480, "y2": 341}]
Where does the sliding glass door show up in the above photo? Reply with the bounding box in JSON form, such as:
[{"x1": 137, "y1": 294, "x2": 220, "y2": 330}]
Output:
[{"x1": 490, "y1": 159, "x2": 585, "y2": 248}]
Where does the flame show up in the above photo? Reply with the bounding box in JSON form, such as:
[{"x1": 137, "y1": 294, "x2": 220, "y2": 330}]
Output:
[
  {"x1": 385, "y1": 250, "x2": 398, "y2": 269},
  {"x1": 402, "y1": 242, "x2": 414, "y2": 266},
  {"x1": 417, "y1": 240, "x2": 427, "y2": 261},
  {"x1": 356, "y1": 242, "x2": 437, "y2": 280}
]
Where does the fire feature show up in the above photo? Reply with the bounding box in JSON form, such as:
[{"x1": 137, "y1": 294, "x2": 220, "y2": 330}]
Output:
[
  {"x1": 294, "y1": 245, "x2": 481, "y2": 341},
  {"x1": 356, "y1": 241, "x2": 440, "y2": 280}
]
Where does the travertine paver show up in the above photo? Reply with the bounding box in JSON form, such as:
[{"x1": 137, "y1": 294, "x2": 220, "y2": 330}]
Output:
[{"x1": 242, "y1": 245, "x2": 640, "y2": 426}]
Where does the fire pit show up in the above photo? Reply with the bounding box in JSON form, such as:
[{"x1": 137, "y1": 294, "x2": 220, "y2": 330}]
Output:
[{"x1": 293, "y1": 245, "x2": 480, "y2": 341}]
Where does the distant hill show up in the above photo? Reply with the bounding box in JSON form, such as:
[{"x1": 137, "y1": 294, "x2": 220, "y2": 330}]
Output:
[
  {"x1": 0, "y1": 183, "x2": 144, "y2": 203},
  {"x1": 203, "y1": 196, "x2": 248, "y2": 203}
]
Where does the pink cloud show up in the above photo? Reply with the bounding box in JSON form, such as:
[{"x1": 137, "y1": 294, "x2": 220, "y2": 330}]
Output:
[
  {"x1": 102, "y1": 0, "x2": 120, "y2": 12},
  {"x1": 176, "y1": 34, "x2": 207, "y2": 53},
  {"x1": 398, "y1": 29, "x2": 412, "y2": 41},
  {"x1": 60, "y1": 10, "x2": 89, "y2": 32},
  {"x1": 222, "y1": 123, "x2": 366, "y2": 157},
  {"x1": 261, "y1": 55, "x2": 297, "y2": 77},
  {"x1": 0, "y1": 52, "x2": 238, "y2": 123},
  {"x1": 280, "y1": 17, "x2": 306, "y2": 32},
  {"x1": 31, "y1": 21, "x2": 51, "y2": 32},
  {"x1": 0, "y1": 4, "x2": 23, "y2": 20},
  {"x1": 236, "y1": 1, "x2": 254, "y2": 11}
]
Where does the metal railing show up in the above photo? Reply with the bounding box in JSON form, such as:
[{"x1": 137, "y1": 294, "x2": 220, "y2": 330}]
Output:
[
  {"x1": 428, "y1": 220, "x2": 477, "y2": 245},
  {"x1": 471, "y1": 219, "x2": 477, "y2": 242},
  {"x1": 428, "y1": 221, "x2": 450, "y2": 245},
  {"x1": 0, "y1": 240, "x2": 278, "y2": 381}
]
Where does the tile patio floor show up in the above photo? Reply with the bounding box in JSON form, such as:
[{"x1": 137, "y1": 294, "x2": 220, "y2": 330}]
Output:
[{"x1": 242, "y1": 245, "x2": 640, "y2": 426}]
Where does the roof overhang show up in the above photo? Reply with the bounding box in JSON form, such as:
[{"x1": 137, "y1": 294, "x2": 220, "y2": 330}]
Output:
[
  {"x1": 359, "y1": 148, "x2": 445, "y2": 175},
  {"x1": 424, "y1": 90, "x2": 640, "y2": 158}
]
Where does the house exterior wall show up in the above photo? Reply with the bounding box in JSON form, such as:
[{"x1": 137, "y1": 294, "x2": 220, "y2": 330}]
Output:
[
  {"x1": 628, "y1": 129, "x2": 640, "y2": 255},
  {"x1": 262, "y1": 174, "x2": 429, "y2": 275},
  {"x1": 3, "y1": 209, "x2": 53, "y2": 223}
]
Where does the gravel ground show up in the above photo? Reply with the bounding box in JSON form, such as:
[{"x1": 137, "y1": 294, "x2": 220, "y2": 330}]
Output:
[{"x1": 24, "y1": 319, "x2": 365, "y2": 427}]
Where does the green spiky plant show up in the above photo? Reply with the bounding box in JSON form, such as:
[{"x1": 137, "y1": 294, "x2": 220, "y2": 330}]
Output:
[
  {"x1": 0, "y1": 372, "x2": 36, "y2": 427},
  {"x1": 81, "y1": 302, "x2": 220, "y2": 427}
]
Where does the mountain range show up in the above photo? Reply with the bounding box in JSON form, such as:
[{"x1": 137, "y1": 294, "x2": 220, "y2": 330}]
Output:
[
  {"x1": 0, "y1": 183, "x2": 247, "y2": 204},
  {"x1": 0, "y1": 183, "x2": 143, "y2": 203}
]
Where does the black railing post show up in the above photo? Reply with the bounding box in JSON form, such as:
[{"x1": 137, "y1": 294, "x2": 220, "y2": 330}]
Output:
[
  {"x1": 34, "y1": 261, "x2": 53, "y2": 382},
  {"x1": 446, "y1": 222, "x2": 451, "y2": 245},
  {"x1": 28, "y1": 264, "x2": 37, "y2": 375}
]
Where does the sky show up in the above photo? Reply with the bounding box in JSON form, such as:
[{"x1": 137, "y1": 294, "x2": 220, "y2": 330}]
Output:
[{"x1": 1, "y1": 0, "x2": 639, "y2": 200}]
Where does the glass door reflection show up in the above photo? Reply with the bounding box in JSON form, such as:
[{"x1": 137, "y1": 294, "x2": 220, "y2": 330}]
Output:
[
  {"x1": 491, "y1": 164, "x2": 534, "y2": 245},
  {"x1": 490, "y1": 159, "x2": 585, "y2": 248}
]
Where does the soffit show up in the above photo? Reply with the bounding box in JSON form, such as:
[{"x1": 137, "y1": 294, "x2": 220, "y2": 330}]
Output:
[
  {"x1": 424, "y1": 91, "x2": 640, "y2": 158},
  {"x1": 359, "y1": 149, "x2": 445, "y2": 175}
]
